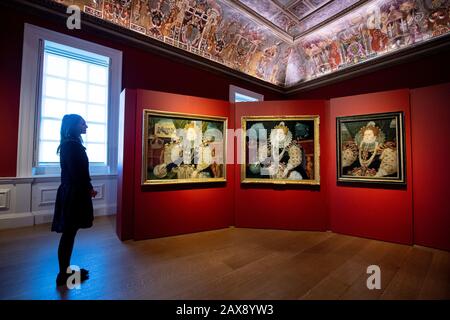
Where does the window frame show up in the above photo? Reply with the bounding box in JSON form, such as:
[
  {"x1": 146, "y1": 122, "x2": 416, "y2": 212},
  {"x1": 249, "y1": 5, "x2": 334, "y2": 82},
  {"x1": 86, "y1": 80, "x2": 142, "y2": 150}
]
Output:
[
  {"x1": 229, "y1": 85, "x2": 264, "y2": 103},
  {"x1": 17, "y1": 23, "x2": 122, "y2": 177}
]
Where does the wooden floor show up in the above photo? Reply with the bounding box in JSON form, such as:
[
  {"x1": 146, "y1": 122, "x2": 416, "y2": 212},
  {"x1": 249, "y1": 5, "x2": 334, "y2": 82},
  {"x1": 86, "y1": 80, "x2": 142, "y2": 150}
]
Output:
[{"x1": 0, "y1": 216, "x2": 449, "y2": 300}]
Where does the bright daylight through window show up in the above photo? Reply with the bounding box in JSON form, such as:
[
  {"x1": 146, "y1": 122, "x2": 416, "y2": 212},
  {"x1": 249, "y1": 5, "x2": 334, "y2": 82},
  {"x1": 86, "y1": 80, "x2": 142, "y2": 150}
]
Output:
[{"x1": 38, "y1": 41, "x2": 109, "y2": 165}]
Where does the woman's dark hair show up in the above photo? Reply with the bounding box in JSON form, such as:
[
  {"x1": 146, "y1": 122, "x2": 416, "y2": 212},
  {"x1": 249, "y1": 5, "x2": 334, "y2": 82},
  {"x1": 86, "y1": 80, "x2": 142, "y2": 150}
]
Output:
[{"x1": 57, "y1": 114, "x2": 84, "y2": 154}]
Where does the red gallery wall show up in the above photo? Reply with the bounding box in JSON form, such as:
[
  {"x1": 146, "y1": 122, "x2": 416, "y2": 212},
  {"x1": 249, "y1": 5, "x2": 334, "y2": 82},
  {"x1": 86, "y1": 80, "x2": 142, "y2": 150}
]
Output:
[
  {"x1": 411, "y1": 83, "x2": 450, "y2": 251},
  {"x1": 118, "y1": 89, "x2": 234, "y2": 240},
  {"x1": 119, "y1": 87, "x2": 450, "y2": 252},
  {"x1": 234, "y1": 100, "x2": 329, "y2": 231},
  {"x1": 328, "y1": 89, "x2": 413, "y2": 245}
]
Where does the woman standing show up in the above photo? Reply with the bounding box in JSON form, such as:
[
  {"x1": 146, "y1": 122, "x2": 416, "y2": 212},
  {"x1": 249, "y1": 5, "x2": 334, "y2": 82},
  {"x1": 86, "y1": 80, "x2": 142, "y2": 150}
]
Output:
[{"x1": 52, "y1": 114, "x2": 97, "y2": 286}]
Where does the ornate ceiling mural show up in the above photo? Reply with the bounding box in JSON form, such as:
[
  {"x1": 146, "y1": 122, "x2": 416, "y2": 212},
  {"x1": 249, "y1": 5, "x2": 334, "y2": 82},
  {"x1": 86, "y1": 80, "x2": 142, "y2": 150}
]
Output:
[
  {"x1": 236, "y1": 0, "x2": 362, "y2": 38},
  {"x1": 290, "y1": 0, "x2": 450, "y2": 85},
  {"x1": 51, "y1": 0, "x2": 450, "y2": 88}
]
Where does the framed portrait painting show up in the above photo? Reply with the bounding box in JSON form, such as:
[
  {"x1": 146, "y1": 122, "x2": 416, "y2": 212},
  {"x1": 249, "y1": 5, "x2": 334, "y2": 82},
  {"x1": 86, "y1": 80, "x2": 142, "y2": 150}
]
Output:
[
  {"x1": 241, "y1": 116, "x2": 320, "y2": 185},
  {"x1": 336, "y1": 112, "x2": 406, "y2": 184},
  {"x1": 142, "y1": 110, "x2": 227, "y2": 185}
]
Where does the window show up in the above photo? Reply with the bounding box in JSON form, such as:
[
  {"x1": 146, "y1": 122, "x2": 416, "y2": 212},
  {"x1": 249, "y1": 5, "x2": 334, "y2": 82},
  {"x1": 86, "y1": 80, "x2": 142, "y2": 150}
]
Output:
[
  {"x1": 18, "y1": 24, "x2": 122, "y2": 177},
  {"x1": 229, "y1": 85, "x2": 264, "y2": 103},
  {"x1": 234, "y1": 92, "x2": 260, "y2": 102},
  {"x1": 39, "y1": 41, "x2": 109, "y2": 165}
]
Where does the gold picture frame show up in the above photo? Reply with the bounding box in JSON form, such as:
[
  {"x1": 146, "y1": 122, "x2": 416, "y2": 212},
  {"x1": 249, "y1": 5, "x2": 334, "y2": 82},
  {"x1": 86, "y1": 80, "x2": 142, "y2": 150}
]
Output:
[
  {"x1": 142, "y1": 110, "x2": 227, "y2": 185},
  {"x1": 241, "y1": 115, "x2": 320, "y2": 185}
]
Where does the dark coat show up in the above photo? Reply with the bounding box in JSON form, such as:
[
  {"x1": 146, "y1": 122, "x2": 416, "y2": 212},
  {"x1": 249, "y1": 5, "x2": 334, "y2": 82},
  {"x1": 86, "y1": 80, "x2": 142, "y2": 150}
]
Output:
[{"x1": 52, "y1": 140, "x2": 94, "y2": 233}]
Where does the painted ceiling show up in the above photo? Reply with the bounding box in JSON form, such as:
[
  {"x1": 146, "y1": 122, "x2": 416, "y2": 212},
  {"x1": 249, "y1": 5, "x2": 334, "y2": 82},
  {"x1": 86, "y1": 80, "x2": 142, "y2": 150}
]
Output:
[{"x1": 52, "y1": 0, "x2": 450, "y2": 88}]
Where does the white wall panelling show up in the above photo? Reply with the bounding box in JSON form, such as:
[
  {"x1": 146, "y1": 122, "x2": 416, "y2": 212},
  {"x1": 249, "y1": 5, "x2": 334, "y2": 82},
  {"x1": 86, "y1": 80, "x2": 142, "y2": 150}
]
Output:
[{"x1": 0, "y1": 189, "x2": 11, "y2": 210}]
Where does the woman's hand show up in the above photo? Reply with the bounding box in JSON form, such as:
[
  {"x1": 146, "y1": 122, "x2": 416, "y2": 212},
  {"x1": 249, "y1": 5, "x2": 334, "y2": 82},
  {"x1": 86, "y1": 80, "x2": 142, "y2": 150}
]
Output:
[{"x1": 90, "y1": 189, "x2": 98, "y2": 198}]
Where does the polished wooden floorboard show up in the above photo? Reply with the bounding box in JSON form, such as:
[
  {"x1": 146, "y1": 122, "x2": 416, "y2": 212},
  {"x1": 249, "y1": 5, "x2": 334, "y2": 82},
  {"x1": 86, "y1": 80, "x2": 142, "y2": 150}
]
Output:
[{"x1": 0, "y1": 216, "x2": 449, "y2": 300}]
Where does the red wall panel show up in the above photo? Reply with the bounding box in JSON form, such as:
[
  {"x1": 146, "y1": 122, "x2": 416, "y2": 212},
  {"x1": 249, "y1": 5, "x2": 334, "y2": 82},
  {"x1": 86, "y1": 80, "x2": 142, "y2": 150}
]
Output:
[
  {"x1": 234, "y1": 100, "x2": 329, "y2": 231},
  {"x1": 0, "y1": 7, "x2": 23, "y2": 177},
  {"x1": 411, "y1": 83, "x2": 450, "y2": 251},
  {"x1": 128, "y1": 89, "x2": 234, "y2": 240},
  {"x1": 328, "y1": 90, "x2": 413, "y2": 245},
  {"x1": 116, "y1": 89, "x2": 136, "y2": 240}
]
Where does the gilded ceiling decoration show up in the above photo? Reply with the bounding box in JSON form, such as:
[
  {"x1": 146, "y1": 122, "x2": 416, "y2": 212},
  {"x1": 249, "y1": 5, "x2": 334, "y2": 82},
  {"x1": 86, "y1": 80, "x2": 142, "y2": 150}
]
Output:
[{"x1": 52, "y1": 0, "x2": 450, "y2": 88}]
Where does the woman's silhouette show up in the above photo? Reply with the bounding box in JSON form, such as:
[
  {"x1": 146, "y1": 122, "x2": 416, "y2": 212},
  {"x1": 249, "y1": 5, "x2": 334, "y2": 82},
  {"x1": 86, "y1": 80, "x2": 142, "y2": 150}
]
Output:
[{"x1": 52, "y1": 114, "x2": 97, "y2": 286}]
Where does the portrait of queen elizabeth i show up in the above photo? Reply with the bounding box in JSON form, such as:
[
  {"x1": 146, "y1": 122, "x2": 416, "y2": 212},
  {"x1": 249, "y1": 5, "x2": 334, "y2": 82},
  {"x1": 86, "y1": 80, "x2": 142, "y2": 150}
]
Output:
[
  {"x1": 337, "y1": 112, "x2": 406, "y2": 184},
  {"x1": 241, "y1": 116, "x2": 320, "y2": 185},
  {"x1": 142, "y1": 110, "x2": 227, "y2": 185}
]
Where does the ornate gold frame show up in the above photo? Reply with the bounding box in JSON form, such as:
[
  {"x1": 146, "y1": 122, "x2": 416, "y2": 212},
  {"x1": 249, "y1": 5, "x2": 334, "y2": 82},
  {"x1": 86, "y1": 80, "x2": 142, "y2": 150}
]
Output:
[
  {"x1": 241, "y1": 115, "x2": 320, "y2": 185},
  {"x1": 142, "y1": 109, "x2": 228, "y2": 185}
]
